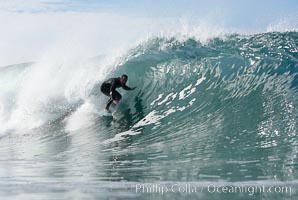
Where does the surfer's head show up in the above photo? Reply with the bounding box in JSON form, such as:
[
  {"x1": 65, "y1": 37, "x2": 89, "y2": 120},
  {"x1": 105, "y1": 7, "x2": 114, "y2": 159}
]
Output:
[{"x1": 120, "y1": 74, "x2": 128, "y2": 85}]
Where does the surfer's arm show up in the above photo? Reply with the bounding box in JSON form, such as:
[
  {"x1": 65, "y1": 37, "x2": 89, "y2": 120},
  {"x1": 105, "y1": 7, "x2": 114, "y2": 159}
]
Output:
[
  {"x1": 122, "y1": 85, "x2": 136, "y2": 91},
  {"x1": 109, "y1": 79, "x2": 117, "y2": 95}
]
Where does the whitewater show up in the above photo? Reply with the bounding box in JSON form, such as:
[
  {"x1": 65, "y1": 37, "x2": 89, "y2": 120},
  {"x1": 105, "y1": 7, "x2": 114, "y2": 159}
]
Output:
[{"x1": 0, "y1": 25, "x2": 298, "y2": 199}]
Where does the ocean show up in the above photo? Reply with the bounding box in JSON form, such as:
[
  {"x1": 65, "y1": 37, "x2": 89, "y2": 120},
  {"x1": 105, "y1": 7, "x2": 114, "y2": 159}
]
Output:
[{"x1": 0, "y1": 31, "x2": 297, "y2": 199}]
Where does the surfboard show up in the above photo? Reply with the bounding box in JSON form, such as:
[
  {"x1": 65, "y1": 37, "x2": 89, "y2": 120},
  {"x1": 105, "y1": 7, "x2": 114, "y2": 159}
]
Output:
[
  {"x1": 95, "y1": 110, "x2": 113, "y2": 117},
  {"x1": 94, "y1": 103, "x2": 118, "y2": 117}
]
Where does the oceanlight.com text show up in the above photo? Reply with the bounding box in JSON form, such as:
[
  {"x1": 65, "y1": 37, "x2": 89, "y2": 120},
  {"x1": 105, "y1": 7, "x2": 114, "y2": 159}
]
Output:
[{"x1": 133, "y1": 183, "x2": 292, "y2": 196}]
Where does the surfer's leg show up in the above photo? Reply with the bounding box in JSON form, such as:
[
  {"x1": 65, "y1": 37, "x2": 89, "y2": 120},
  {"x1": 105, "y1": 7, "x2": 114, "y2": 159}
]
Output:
[
  {"x1": 101, "y1": 84, "x2": 113, "y2": 112},
  {"x1": 111, "y1": 91, "x2": 122, "y2": 104},
  {"x1": 105, "y1": 99, "x2": 113, "y2": 112},
  {"x1": 100, "y1": 84, "x2": 111, "y2": 97}
]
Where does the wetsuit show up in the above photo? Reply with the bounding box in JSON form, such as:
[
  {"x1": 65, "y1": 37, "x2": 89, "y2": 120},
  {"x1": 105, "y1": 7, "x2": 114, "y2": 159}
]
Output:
[{"x1": 100, "y1": 77, "x2": 134, "y2": 110}]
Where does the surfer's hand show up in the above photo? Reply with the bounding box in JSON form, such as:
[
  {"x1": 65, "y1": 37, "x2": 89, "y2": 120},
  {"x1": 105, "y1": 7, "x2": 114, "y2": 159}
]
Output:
[{"x1": 131, "y1": 87, "x2": 137, "y2": 90}]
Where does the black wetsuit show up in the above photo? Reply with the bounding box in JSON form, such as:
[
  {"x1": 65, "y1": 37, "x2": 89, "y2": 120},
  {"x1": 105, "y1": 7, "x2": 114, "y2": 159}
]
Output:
[{"x1": 100, "y1": 77, "x2": 134, "y2": 109}]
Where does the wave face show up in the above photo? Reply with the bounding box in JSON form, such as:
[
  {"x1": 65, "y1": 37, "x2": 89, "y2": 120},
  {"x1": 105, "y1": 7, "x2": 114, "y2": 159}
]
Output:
[
  {"x1": 111, "y1": 31, "x2": 298, "y2": 150},
  {"x1": 0, "y1": 32, "x2": 298, "y2": 199}
]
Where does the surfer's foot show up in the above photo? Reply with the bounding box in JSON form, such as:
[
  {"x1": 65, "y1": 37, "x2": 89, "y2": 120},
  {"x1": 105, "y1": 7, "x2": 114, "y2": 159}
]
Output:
[{"x1": 104, "y1": 108, "x2": 111, "y2": 113}]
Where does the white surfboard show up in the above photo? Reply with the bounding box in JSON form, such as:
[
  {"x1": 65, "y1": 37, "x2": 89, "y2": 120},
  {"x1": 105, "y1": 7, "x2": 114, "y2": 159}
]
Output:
[{"x1": 95, "y1": 110, "x2": 113, "y2": 117}]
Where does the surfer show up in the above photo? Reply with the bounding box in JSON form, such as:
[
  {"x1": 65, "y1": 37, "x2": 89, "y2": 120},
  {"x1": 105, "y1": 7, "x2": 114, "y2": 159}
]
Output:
[{"x1": 100, "y1": 74, "x2": 136, "y2": 113}]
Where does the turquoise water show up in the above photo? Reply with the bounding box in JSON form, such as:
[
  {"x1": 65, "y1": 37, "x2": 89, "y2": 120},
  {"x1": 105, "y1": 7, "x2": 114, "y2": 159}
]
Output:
[{"x1": 0, "y1": 32, "x2": 298, "y2": 199}]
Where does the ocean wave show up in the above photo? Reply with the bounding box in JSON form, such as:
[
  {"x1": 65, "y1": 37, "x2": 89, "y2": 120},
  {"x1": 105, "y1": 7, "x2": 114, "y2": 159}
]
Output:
[{"x1": 0, "y1": 32, "x2": 297, "y2": 137}]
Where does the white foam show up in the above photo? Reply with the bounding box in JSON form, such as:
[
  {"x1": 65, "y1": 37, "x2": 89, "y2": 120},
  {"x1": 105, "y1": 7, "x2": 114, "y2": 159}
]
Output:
[
  {"x1": 267, "y1": 17, "x2": 298, "y2": 32},
  {"x1": 195, "y1": 76, "x2": 206, "y2": 86},
  {"x1": 179, "y1": 84, "x2": 193, "y2": 100},
  {"x1": 65, "y1": 101, "x2": 97, "y2": 132},
  {"x1": 157, "y1": 92, "x2": 176, "y2": 105},
  {"x1": 150, "y1": 94, "x2": 164, "y2": 106},
  {"x1": 101, "y1": 110, "x2": 168, "y2": 145}
]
